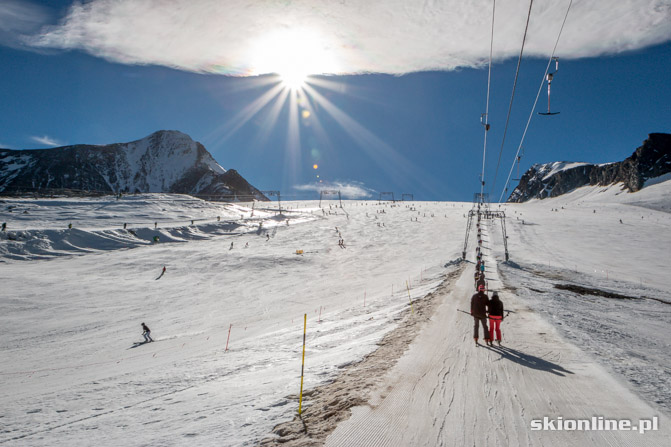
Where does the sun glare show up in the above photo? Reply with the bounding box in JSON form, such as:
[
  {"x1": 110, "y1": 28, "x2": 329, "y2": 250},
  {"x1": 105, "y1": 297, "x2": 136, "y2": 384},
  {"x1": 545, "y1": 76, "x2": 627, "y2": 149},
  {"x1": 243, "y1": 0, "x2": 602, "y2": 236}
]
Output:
[
  {"x1": 250, "y1": 28, "x2": 338, "y2": 89},
  {"x1": 280, "y1": 67, "x2": 308, "y2": 90}
]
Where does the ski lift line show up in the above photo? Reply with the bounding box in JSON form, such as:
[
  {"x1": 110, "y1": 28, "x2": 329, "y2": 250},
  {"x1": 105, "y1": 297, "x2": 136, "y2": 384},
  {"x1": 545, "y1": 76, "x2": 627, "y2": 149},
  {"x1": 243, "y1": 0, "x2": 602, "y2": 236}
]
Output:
[
  {"x1": 489, "y1": 0, "x2": 534, "y2": 197},
  {"x1": 480, "y1": 0, "x2": 496, "y2": 199},
  {"x1": 498, "y1": 0, "x2": 574, "y2": 203}
]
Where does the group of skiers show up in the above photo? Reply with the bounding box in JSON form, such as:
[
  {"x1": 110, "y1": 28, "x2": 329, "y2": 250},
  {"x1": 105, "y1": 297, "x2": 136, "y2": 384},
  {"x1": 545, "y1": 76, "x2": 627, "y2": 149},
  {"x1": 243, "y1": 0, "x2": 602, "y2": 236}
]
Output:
[
  {"x1": 471, "y1": 285, "x2": 504, "y2": 346},
  {"x1": 470, "y1": 214, "x2": 505, "y2": 346}
]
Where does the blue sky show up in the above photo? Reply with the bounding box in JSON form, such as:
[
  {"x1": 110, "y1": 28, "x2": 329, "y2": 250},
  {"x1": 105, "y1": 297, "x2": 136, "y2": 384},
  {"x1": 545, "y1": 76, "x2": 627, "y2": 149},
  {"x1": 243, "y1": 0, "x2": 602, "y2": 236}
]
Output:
[{"x1": 1, "y1": 0, "x2": 670, "y2": 202}]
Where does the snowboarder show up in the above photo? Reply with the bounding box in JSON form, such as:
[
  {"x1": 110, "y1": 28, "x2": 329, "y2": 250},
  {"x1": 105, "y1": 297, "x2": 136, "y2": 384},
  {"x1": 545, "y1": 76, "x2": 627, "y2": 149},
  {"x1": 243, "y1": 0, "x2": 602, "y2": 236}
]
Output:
[
  {"x1": 471, "y1": 285, "x2": 491, "y2": 346},
  {"x1": 141, "y1": 323, "x2": 153, "y2": 342},
  {"x1": 488, "y1": 292, "x2": 504, "y2": 345}
]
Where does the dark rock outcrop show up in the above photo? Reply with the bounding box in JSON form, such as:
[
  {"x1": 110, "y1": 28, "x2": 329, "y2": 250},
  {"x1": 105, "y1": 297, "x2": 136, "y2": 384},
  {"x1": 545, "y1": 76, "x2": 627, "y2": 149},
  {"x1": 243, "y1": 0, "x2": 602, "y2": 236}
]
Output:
[{"x1": 508, "y1": 133, "x2": 671, "y2": 202}]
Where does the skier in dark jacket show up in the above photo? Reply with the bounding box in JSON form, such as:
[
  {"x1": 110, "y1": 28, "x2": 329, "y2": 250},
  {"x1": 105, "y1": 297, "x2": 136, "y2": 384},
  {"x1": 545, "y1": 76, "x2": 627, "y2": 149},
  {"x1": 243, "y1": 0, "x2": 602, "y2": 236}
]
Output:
[
  {"x1": 475, "y1": 274, "x2": 486, "y2": 291},
  {"x1": 488, "y1": 292, "x2": 504, "y2": 345},
  {"x1": 141, "y1": 323, "x2": 153, "y2": 342},
  {"x1": 471, "y1": 285, "x2": 491, "y2": 346}
]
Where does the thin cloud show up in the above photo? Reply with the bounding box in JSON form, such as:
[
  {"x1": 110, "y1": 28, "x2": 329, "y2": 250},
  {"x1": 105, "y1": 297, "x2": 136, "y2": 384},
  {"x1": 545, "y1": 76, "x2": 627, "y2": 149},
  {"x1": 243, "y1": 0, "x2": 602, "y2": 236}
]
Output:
[
  {"x1": 0, "y1": 0, "x2": 52, "y2": 50},
  {"x1": 31, "y1": 135, "x2": 63, "y2": 147},
  {"x1": 294, "y1": 181, "x2": 375, "y2": 199},
  {"x1": 26, "y1": 0, "x2": 671, "y2": 76}
]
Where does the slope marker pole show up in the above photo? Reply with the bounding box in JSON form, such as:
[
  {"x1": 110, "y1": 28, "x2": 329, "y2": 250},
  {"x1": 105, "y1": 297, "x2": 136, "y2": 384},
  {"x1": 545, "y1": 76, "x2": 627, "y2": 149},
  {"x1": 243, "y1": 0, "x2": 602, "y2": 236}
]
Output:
[
  {"x1": 405, "y1": 281, "x2": 415, "y2": 314},
  {"x1": 225, "y1": 324, "x2": 232, "y2": 352},
  {"x1": 298, "y1": 314, "x2": 307, "y2": 415}
]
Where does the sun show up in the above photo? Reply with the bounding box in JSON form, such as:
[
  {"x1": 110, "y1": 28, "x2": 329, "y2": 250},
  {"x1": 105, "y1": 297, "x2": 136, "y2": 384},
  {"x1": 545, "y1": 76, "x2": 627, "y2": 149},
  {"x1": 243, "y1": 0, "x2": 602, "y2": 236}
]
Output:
[
  {"x1": 250, "y1": 28, "x2": 338, "y2": 89},
  {"x1": 279, "y1": 67, "x2": 308, "y2": 90}
]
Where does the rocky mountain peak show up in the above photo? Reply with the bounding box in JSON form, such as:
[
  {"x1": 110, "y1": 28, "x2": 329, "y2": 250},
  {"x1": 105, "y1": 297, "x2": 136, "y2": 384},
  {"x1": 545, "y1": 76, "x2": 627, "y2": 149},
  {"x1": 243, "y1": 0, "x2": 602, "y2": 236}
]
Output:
[{"x1": 507, "y1": 133, "x2": 671, "y2": 202}]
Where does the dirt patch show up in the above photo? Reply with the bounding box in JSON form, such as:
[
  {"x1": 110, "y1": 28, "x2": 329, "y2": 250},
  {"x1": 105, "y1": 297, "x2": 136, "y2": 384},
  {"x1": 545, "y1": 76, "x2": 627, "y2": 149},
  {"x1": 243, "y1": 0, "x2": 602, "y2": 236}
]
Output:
[
  {"x1": 554, "y1": 284, "x2": 639, "y2": 300},
  {"x1": 258, "y1": 264, "x2": 465, "y2": 446}
]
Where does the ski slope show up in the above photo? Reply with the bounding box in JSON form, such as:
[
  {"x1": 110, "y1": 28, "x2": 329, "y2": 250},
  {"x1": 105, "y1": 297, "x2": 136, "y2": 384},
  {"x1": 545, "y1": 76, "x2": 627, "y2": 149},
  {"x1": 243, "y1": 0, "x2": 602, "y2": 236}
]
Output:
[{"x1": 1, "y1": 182, "x2": 670, "y2": 446}]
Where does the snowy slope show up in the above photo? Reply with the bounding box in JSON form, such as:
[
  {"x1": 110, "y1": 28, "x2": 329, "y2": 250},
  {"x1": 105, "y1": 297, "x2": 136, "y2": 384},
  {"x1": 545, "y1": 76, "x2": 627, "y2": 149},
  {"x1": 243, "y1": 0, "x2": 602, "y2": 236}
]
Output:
[{"x1": 1, "y1": 181, "x2": 670, "y2": 446}]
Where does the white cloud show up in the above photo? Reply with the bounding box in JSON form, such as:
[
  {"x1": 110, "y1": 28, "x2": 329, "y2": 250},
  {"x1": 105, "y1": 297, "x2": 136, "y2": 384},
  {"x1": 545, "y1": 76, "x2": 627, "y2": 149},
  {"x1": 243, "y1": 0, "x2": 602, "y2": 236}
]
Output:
[
  {"x1": 31, "y1": 135, "x2": 63, "y2": 147},
  {"x1": 294, "y1": 181, "x2": 375, "y2": 199},
  {"x1": 26, "y1": 0, "x2": 671, "y2": 76}
]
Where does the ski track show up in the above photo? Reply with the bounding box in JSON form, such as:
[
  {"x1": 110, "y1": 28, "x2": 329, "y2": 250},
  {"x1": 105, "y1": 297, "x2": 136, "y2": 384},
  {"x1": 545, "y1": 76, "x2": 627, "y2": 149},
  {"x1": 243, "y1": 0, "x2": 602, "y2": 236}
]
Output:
[{"x1": 325, "y1": 216, "x2": 670, "y2": 447}]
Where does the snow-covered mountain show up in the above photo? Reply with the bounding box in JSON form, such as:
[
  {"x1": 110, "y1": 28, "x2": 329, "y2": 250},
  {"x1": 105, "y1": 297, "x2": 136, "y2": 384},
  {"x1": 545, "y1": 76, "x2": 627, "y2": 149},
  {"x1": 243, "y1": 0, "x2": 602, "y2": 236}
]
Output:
[
  {"x1": 507, "y1": 133, "x2": 671, "y2": 202},
  {"x1": 0, "y1": 130, "x2": 268, "y2": 201}
]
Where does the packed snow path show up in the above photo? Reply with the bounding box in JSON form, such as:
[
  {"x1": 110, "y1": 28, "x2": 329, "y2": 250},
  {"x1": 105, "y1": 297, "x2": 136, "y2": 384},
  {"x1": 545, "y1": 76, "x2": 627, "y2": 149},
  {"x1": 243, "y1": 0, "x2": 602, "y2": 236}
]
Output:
[{"x1": 325, "y1": 217, "x2": 670, "y2": 447}]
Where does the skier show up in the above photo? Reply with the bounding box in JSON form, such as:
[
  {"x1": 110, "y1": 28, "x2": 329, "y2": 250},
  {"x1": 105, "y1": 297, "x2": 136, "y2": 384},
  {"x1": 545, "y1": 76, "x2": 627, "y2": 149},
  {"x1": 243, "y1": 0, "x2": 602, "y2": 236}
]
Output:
[
  {"x1": 471, "y1": 285, "x2": 491, "y2": 346},
  {"x1": 476, "y1": 274, "x2": 486, "y2": 291},
  {"x1": 229, "y1": 242, "x2": 234, "y2": 250},
  {"x1": 1, "y1": 222, "x2": 5, "y2": 231},
  {"x1": 141, "y1": 323, "x2": 153, "y2": 343},
  {"x1": 488, "y1": 292, "x2": 504, "y2": 346}
]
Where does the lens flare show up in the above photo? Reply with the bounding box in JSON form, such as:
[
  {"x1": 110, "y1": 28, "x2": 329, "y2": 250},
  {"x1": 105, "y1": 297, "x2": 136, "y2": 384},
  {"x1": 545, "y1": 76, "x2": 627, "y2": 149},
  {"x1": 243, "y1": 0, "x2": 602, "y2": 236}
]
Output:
[{"x1": 313, "y1": 164, "x2": 319, "y2": 169}]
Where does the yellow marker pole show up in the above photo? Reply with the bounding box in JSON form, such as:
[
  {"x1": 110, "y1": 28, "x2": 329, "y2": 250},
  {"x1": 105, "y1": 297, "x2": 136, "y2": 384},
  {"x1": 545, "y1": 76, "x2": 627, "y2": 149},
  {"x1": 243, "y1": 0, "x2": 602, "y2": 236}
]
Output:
[
  {"x1": 405, "y1": 281, "x2": 415, "y2": 314},
  {"x1": 298, "y1": 313, "x2": 307, "y2": 415}
]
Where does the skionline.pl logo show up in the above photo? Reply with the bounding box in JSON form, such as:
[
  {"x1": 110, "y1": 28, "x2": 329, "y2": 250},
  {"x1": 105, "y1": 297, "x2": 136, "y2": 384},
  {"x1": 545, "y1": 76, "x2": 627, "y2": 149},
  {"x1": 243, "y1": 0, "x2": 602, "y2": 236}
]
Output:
[{"x1": 530, "y1": 416, "x2": 658, "y2": 434}]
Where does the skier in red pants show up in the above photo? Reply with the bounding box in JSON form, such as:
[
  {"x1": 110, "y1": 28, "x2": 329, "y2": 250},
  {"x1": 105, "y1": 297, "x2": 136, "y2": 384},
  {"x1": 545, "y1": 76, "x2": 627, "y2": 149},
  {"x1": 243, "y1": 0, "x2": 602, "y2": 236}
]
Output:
[{"x1": 488, "y1": 292, "x2": 504, "y2": 346}]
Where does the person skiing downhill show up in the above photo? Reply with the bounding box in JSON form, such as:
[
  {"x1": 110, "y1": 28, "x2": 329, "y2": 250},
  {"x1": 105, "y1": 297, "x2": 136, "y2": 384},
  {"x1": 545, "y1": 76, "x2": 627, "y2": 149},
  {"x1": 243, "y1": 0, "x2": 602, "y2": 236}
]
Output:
[
  {"x1": 471, "y1": 285, "x2": 491, "y2": 346},
  {"x1": 488, "y1": 292, "x2": 504, "y2": 345},
  {"x1": 141, "y1": 323, "x2": 153, "y2": 343}
]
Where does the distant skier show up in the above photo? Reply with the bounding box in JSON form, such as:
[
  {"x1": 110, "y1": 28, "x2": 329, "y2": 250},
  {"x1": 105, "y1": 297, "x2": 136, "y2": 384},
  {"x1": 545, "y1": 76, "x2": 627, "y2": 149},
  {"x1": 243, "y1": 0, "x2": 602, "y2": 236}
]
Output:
[
  {"x1": 141, "y1": 323, "x2": 153, "y2": 343},
  {"x1": 266, "y1": 234, "x2": 270, "y2": 241},
  {"x1": 230, "y1": 242, "x2": 234, "y2": 250},
  {"x1": 471, "y1": 285, "x2": 491, "y2": 346},
  {"x1": 476, "y1": 274, "x2": 486, "y2": 291},
  {"x1": 1, "y1": 222, "x2": 5, "y2": 231},
  {"x1": 488, "y1": 292, "x2": 504, "y2": 346}
]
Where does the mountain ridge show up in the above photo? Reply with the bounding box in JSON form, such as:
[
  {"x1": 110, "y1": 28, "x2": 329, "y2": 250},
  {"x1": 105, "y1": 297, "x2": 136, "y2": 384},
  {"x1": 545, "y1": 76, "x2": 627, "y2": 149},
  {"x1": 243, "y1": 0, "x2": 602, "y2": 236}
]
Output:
[
  {"x1": 507, "y1": 133, "x2": 671, "y2": 202},
  {"x1": 0, "y1": 130, "x2": 268, "y2": 201}
]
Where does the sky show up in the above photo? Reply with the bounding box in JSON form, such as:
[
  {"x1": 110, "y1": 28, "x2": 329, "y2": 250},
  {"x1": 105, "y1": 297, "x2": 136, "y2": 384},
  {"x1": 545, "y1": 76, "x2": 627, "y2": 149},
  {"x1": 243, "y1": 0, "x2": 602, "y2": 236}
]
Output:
[{"x1": 1, "y1": 0, "x2": 670, "y2": 202}]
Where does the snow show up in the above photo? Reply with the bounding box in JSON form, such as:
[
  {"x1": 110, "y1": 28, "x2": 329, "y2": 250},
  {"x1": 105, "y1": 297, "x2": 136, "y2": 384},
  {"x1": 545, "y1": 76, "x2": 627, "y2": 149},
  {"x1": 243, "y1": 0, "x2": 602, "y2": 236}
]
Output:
[
  {"x1": 541, "y1": 161, "x2": 591, "y2": 181},
  {"x1": 1, "y1": 185, "x2": 670, "y2": 446},
  {"x1": 644, "y1": 172, "x2": 671, "y2": 188}
]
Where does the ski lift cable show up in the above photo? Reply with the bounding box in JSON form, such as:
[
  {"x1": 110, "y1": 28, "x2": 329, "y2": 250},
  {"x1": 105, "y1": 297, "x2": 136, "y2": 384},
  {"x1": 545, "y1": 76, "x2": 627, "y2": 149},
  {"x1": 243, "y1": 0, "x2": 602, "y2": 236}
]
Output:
[
  {"x1": 498, "y1": 0, "x2": 574, "y2": 203},
  {"x1": 489, "y1": 0, "x2": 535, "y2": 198},
  {"x1": 480, "y1": 0, "x2": 496, "y2": 200}
]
